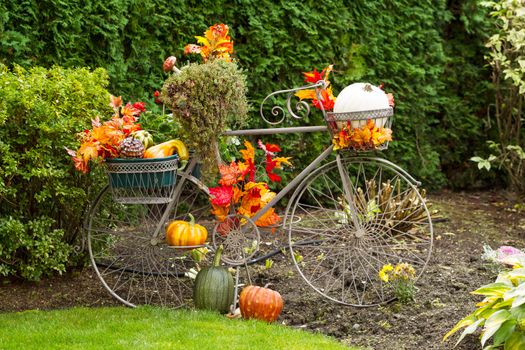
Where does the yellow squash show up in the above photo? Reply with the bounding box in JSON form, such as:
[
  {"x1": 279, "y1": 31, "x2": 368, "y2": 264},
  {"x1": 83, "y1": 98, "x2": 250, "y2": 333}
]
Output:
[{"x1": 143, "y1": 139, "x2": 189, "y2": 160}]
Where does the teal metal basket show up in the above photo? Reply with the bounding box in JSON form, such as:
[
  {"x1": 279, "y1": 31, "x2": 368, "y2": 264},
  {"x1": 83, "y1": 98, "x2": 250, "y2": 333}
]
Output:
[{"x1": 105, "y1": 155, "x2": 178, "y2": 204}]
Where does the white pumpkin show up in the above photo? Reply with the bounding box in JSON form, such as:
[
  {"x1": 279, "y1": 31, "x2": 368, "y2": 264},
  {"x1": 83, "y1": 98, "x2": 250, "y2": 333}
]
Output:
[{"x1": 333, "y1": 83, "x2": 390, "y2": 129}]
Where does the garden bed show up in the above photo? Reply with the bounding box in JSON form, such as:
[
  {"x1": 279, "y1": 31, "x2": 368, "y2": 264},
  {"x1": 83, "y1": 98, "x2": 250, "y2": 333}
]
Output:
[{"x1": 1, "y1": 190, "x2": 524, "y2": 349}]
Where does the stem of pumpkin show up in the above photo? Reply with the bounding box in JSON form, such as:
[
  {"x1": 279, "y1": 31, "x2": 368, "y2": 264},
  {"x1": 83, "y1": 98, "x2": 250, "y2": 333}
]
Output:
[
  {"x1": 188, "y1": 213, "x2": 195, "y2": 226},
  {"x1": 213, "y1": 245, "x2": 223, "y2": 267}
]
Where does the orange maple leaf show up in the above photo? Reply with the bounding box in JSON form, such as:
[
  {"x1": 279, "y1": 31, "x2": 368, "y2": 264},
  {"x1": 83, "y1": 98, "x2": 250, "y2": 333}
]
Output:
[
  {"x1": 255, "y1": 207, "x2": 280, "y2": 227},
  {"x1": 352, "y1": 126, "x2": 372, "y2": 145},
  {"x1": 239, "y1": 140, "x2": 255, "y2": 163},
  {"x1": 218, "y1": 161, "x2": 242, "y2": 186}
]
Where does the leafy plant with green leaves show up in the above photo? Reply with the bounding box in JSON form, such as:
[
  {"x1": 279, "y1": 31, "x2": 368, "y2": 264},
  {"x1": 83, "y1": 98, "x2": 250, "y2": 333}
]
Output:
[
  {"x1": 471, "y1": 0, "x2": 525, "y2": 194},
  {"x1": 0, "y1": 64, "x2": 110, "y2": 280},
  {"x1": 161, "y1": 59, "x2": 248, "y2": 178},
  {"x1": 444, "y1": 268, "x2": 525, "y2": 349}
]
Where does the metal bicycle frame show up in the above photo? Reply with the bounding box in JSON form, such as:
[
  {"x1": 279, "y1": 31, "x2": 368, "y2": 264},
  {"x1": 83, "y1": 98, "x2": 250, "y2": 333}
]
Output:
[{"x1": 164, "y1": 75, "x2": 420, "y2": 236}]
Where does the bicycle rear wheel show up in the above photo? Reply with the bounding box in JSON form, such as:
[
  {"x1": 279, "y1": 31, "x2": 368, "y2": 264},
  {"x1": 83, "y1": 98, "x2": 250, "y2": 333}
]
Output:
[{"x1": 286, "y1": 156, "x2": 433, "y2": 306}]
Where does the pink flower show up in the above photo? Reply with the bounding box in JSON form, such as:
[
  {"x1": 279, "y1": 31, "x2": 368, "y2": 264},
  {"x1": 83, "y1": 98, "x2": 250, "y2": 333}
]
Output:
[
  {"x1": 163, "y1": 56, "x2": 177, "y2": 73},
  {"x1": 497, "y1": 246, "x2": 524, "y2": 258}
]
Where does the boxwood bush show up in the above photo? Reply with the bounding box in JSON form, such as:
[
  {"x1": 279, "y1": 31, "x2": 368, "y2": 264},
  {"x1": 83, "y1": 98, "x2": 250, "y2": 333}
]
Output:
[{"x1": 0, "y1": 65, "x2": 111, "y2": 280}]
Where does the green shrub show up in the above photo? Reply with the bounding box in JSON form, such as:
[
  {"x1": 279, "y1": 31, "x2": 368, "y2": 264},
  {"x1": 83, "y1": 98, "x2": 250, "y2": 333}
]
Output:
[
  {"x1": 0, "y1": 65, "x2": 110, "y2": 280},
  {"x1": 444, "y1": 268, "x2": 525, "y2": 348}
]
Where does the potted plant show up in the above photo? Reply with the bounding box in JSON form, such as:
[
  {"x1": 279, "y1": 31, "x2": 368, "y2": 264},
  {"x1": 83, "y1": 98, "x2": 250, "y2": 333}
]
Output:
[{"x1": 160, "y1": 24, "x2": 249, "y2": 179}]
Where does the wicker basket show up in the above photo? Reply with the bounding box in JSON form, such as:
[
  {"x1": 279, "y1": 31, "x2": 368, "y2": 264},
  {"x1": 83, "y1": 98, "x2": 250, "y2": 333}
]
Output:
[
  {"x1": 325, "y1": 108, "x2": 394, "y2": 151},
  {"x1": 105, "y1": 155, "x2": 178, "y2": 204}
]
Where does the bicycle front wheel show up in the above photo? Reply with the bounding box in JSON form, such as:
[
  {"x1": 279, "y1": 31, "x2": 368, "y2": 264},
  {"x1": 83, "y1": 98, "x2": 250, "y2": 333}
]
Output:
[{"x1": 286, "y1": 156, "x2": 433, "y2": 306}]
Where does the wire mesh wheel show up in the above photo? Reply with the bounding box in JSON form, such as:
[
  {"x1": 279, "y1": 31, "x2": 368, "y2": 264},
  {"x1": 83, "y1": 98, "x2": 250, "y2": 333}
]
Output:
[
  {"x1": 212, "y1": 214, "x2": 260, "y2": 266},
  {"x1": 87, "y1": 174, "x2": 212, "y2": 308},
  {"x1": 286, "y1": 156, "x2": 433, "y2": 306}
]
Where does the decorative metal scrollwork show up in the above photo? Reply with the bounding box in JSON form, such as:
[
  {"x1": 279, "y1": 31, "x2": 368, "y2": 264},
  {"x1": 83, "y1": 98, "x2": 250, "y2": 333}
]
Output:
[{"x1": 259, "y1": 80, "x2": 327, "y2": 125}]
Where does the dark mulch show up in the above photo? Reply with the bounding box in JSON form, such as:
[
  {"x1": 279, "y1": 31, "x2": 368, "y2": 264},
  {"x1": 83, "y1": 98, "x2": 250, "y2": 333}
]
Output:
[{"x1": 1, "y1": 190, "x2": 524, "y2": 350}]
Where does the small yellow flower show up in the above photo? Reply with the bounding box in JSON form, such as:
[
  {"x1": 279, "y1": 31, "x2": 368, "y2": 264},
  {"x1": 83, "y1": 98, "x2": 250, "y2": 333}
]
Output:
[
  {"x1": 379, "y1": 264, "x2": 394, "y2": 283},
  {"x1": 392, "y1": 262, "x2": 416, "y2": 281}
]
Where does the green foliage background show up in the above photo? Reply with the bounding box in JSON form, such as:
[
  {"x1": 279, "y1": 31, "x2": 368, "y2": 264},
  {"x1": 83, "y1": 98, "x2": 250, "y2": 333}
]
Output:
[
  {"x1": 0, "y1": 1, "x2": 497, "y2": 279},
  {"x1": 0, "y1": 0, "x2": 492, "y2": 188}
]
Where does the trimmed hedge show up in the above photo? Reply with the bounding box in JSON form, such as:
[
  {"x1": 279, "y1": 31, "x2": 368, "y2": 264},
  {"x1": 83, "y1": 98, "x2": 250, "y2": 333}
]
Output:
[{"x1": 0, "y1": 0, "x2": 492, "y2": 187}]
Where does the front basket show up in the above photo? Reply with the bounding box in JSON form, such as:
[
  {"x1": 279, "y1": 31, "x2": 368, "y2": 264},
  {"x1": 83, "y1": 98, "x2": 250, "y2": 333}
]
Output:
[
  {"x1": 105, "y1": 155, "x2": 178, "y2": 204},
  {"x1": 325, "y1": 108, "x2": 394, "y2": 151}
]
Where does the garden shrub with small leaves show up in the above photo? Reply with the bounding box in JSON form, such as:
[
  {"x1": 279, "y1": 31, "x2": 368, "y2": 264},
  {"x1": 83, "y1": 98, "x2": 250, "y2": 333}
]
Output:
[{"x1": 0, "y1": 65, "x2": 111, "y2": 280}]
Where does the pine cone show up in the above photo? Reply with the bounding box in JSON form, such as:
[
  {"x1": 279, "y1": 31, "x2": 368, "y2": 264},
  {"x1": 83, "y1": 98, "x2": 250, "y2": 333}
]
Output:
[{"x1": 120, "y1": 137, "x2": 145, "y2": 158}]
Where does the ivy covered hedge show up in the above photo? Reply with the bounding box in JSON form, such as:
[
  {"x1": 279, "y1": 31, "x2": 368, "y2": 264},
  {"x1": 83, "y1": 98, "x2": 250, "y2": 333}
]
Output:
[{"x1": 0, "y1": 0, "x2": 492, "y2": 188}]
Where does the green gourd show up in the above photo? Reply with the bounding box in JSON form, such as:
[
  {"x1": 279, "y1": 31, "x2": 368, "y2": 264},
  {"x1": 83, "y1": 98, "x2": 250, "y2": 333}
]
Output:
[{"x1": 193, "y1": 245, "x2": 234, "y2": 313}]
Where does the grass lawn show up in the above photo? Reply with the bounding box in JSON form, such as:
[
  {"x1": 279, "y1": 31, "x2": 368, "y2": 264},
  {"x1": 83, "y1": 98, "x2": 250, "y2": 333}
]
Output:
[{"x1": 0, "y1": 306, "x2": 357, "y2": 350}]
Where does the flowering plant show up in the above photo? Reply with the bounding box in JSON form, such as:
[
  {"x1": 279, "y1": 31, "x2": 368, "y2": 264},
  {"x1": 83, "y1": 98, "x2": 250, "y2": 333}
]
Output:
[
  {"x1": 379, "y1": 262, "x2": 416, "y2": 304},
  {"x1": 482, "y1": 244, "x2": 525, "y2": 269},
  {"x1": 184, "y1": 23, "x2": 234, "y2": 62},
  {"x1": 209, "y1": 140, "x2": 292, "y2": 227},
  {"x1": 66, "y1": 95, "x2": 144, "y2": 173}
]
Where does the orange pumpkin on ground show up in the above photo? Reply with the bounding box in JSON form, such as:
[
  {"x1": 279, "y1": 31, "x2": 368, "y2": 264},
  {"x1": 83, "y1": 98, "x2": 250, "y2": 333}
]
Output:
[
  {"x1": 239, "y1": 284, "x2": 283, "y2": 323},
  {"x1": 166, "y1": 214, "x2": 208, "y2": 247}
]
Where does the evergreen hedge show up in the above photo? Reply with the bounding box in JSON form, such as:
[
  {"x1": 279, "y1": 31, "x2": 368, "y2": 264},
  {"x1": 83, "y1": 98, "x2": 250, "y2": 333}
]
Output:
[{"x1": 0, "y1": 0, "x2": 491, "y2": 186}]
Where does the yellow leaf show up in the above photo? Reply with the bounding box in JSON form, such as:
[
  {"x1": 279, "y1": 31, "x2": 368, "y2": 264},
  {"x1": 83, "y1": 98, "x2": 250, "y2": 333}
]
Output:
[
  {"x1": 295, "y1": 89, "x2": 317, "y2": 100},
  {"x1": 195, "y1": 35, "x2": 210, "y2": 47}
]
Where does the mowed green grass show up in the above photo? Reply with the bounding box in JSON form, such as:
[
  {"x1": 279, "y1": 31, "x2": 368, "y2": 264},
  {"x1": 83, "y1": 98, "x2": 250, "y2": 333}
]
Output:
[{"x1": 0, "y1": 306, "x2": 357, "y2": 350}]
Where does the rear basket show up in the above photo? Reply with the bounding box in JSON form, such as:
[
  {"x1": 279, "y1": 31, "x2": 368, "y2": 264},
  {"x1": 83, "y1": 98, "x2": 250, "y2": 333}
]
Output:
[{"x1": 105, "y1": 155, "x2": 178, "y2": 204}]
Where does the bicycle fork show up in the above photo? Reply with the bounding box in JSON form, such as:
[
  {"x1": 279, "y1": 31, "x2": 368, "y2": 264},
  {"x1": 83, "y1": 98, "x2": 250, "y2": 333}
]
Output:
[{"x1": 335, "y1": 153, "x2": 366, "y2": 237}]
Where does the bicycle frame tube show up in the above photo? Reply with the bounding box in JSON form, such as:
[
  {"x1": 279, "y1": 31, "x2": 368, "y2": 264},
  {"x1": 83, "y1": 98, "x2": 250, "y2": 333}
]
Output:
[
  {"x1": 247, "y1": 145, "x2": 334, "y2": 224},
  {"x1": 151, "y1": 156, "x2": 201, "y2": 242},
  {"x1": 223, "y1": 125, "x2": 328, "y2": 136}
]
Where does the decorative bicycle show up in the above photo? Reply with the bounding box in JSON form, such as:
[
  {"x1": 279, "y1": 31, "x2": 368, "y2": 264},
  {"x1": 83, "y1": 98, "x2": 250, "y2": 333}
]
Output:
[{"x1": 86, "y1": 81, "x2": 433, "y2": 309}]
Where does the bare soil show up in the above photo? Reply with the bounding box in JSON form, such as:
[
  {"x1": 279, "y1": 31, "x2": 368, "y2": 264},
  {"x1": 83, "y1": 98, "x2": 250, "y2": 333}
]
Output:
[{"x1": 1, "y1": 190, "x2": 525, "y2": 350}]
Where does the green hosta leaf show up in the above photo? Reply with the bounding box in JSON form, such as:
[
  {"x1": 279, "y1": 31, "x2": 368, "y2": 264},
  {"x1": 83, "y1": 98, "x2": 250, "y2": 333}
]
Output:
[
  {"x1": 510, "y1": 305, "x2": 525, "y2": 322},
  {"x1": 456, "y1": 318, "x2": 484, "y2": 347},
  {"x1": 473, "y1": 283, "x2": 512, "y2": 297},
  {"x1": 493, "y1": 299, "x2": 514, "y2": 310},
  {"x1": 492, "y1": 320, "x2": 516, "y2": 347},
  {"x1": 443, "y1": 315, "x2": 478, "y2": 341},
  {"x1": 481, "y1": 310, "x2": 511, "y2": 347},
  {"x1": 511, "y1": 295, "x2": 525, "y2": 309},
  {"x1": 504, "y1": 331, "x2": 525, "y2": 349}
]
